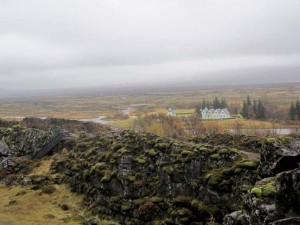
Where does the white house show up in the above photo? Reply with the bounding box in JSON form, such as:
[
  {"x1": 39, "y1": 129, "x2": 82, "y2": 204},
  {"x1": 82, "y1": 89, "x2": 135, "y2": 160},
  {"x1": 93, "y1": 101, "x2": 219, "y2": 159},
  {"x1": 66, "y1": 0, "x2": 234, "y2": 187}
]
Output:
[
  {"x1": 201, "y1": 107, "x2": 231, "y2": 119},
  {"x1": 167, "y1": 108, "x2": 177, "y2": 117}
]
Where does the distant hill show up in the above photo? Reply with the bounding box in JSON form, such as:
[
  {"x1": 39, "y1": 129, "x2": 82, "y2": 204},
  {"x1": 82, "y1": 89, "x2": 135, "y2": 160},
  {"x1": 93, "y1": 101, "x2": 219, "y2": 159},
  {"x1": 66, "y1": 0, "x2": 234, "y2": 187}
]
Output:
[{"x1": 181, "y1": 66, "x2": 300, "y2": 87}]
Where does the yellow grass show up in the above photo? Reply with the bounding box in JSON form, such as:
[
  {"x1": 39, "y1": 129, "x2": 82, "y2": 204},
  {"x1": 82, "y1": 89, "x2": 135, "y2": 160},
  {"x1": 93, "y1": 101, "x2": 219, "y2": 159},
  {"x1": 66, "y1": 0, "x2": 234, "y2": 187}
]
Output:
[
  {"x1": 149, "y1": 108, "x2": 195, "y2": 115},
  {"x1": 0, "y1": 158, "x2": 118, "y2": 225},
  {"x1": 110, "y1": 119, "x2": 134, "y2": 129},
  {"x1": 29, "y1": 158, "x2": 54, "y2": 176},
  {"x1": 0, "y1": 184, "x2": 84, "y2": 225},
  {"x1": 201, "y1": 118, "x2": 285, "y2": 130}
]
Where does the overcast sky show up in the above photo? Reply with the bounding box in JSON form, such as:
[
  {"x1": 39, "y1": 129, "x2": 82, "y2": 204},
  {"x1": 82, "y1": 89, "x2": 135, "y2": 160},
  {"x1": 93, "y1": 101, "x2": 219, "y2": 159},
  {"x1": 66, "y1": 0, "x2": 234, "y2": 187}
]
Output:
[{"x1": 0, "y1": 0, "x2": 300, "y2": 90}]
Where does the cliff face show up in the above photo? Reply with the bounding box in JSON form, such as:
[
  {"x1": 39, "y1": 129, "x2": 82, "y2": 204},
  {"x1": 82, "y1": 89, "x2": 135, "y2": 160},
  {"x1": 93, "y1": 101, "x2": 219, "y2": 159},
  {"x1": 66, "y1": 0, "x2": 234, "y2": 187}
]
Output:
[
  {"x1": 0, "y1": 118, "x2": 300, "y2": 225},
  {"x1": 51, "y1": 130, "x2": 259, "y2": 224},
  {"x1": 0, "y1": 125, "x2": 50, "y2": 157},
  {"x1": 225, "y1": 137, "x2": 300, "y2": 225}
]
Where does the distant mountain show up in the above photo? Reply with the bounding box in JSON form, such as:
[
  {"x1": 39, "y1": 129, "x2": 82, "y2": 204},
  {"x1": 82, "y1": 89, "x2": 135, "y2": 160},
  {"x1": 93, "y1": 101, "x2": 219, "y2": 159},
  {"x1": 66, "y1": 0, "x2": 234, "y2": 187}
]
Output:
[
  {"x1": 185, "y1": 66, "x2": 300, "y2": 87},
  {"x1": 0, "y1": 66, "x2": 299, "y2": 100}
]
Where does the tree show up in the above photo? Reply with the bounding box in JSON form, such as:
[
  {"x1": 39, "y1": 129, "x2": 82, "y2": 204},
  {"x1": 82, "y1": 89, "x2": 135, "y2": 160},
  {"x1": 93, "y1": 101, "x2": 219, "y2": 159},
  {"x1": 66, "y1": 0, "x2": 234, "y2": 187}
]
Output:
[
  {"x1": 213, "y1": 97, "x2": 220, "y2": 109},
  {"x1": 234, "y1": 106, "x2": 239, "y2": 115},
  {"x1": 241, "y1": 101, "x2": 249, "y2": 119},
  {"x1": 221, "y1": 98, "x2": 228, "y2": 108},
  {"x1": 196, "y1": 104, "x2": 202, "y2": 115},
  {"x1": 289, "y1": 102, "x2": 296, "y2": 120},
  {"x1": 256, "y1": 100, "x2": 266, "y2": 120},
  {"x1": 296, "y1": 100, "x2": 300, "y2": 120},
  {"x1": 247, "y1": 95, "x2": 252, "y2": 106},
  {"x1": 253, "y1": 100, "x2": 257, "y2": 118}
]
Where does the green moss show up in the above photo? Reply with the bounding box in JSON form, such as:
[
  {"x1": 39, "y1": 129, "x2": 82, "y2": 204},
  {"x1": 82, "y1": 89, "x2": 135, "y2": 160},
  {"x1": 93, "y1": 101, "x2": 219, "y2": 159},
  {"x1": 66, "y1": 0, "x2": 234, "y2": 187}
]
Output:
[
  {"x1": 121, "y1": 204, "x2": 131, "y2": 211},
  {"x1": 84, "y1": 147, "x2": 97, "y2": 157},
  {"x1": 116, "y1": 147, "x2": 131, "y2": 156},
  {"x1": 230, "y1": 148, "x2": 239, "y2": 153},
  {"x1": 255, "y1": 177, "x2": 276, "y2": 198},
  {"x1": 163, "y1": 166, "x2": 174, "y2": 175},
  {"x1": 219, "y1": 148, "x2": 229, "y2": 154},
  {"x1": 173, "y1": 196, "x2": 192, "y2": 207},
  {"x1": 261, "y1": 182, "x2": 276, "y2": 197},
  {"x1": 266, "y1": 138, "x2": 276, "y2": 144},
  {"x1": 151, "y1": 196, "x2": 163, "y2": 203},
  {"x1": 191, "y1": 199, "x2": 200, "y2": 209},
  {"x1": 127, "y1": 176, "x2": 136, "y2": 182},
  {"x1": 12, "y1": 125, "x2": 22, "y2": 129},
  {"x1": 206, "y1": 169, "x2": 232, "y2": 192},
  {"x1": 179, "y1": 217, "x2": 190, "y2": 223},
  {"x1": 133, "y1": 198, "x2": 146, "y2": 206},
  {"x1": 278, "y1": 137, "x2": 290, "y2": 145},
  {"x1": 181, "y1": 150, "x2": 193, "y2": 156},
  {"x1": 256, "y1": 177, "x2": 276, "y2": 186},
  {"x1": 198, "y1": 147, "x2": 215, "y2": 155},
  {"x1": 234, "y1": 168, "x2": 242, "y2": 174},
  {"x1": 197, "y1": 201, "x2": 219, "y2": 214},
  {"x1": 109, "y1": 196, "x2": 122, "y2": 203},
  {"x1": 101, "y1": 170, "x2": 113, "y2": 183},
  {"x1": 155, "y1": 142, "x2": 170, "y2": 150},
  {"x1": 101, "y1": 173, "x2": 112, "y2": 183},
  {"x1": 111, "y1": 142, "x2": 123, "y2": 151},
  {"x1": 90, "y1": 162, "x2": 106, "y2": 173},
  {"x1": 239, "y1": 185, "x2": 253, "y2": 192},
  {"x1": 134, "y1": 156, "x2": 147, "y2": 164},
  {"x1": 251, "y1": 187, "x2": 262, "y2": 198},
  {"x1": 177, "y1": 208, "x2": 192, "y2": 217},
  {"x1": 145, "y1": 149, "x2": 158, "y2": 157},
  {"x1": 210, "y1": 154, "x2": 221, "y2": 160},
  {"x1": 236, "y1": 160, "x2": 259, "y2": 169}
]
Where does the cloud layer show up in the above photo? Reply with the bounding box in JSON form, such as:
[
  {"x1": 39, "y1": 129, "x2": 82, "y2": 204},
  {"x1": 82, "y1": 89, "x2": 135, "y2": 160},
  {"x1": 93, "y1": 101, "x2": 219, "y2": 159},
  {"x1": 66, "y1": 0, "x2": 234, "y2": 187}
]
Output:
[{"x1": 1, "y1": 0, "x2": 300, "y2": 90}]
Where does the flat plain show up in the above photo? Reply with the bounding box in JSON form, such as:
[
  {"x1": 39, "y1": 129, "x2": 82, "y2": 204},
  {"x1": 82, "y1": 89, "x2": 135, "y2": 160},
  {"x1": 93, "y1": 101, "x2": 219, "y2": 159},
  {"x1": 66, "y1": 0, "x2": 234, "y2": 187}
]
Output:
[{"x1": 1, "y1": 82, "x2": 299, "y2": 131}]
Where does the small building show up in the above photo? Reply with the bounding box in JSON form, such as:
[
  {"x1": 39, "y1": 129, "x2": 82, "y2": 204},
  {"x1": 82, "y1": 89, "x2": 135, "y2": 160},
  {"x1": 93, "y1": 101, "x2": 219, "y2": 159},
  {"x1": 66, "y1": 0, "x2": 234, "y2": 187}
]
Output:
[
  {"x1": 201, "y1": 107, "x2": 231, "y2": 120},
  {"x1": 167, "y1": 108, "x2": 177, "y2": 117}
]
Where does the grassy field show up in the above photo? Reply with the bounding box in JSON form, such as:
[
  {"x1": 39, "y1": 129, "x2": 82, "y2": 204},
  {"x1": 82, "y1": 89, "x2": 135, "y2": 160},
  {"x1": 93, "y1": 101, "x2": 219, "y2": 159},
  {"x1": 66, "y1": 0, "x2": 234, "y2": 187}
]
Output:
[
  {"x1": 0, "y1": 159, "x2": 118, "y2": 225},
  {"x1": 0, "y1": 83, "x2": 299, "y2": 129},
  {"x1": 0, "y1": 184, "x2": 83, "y2": 225}
]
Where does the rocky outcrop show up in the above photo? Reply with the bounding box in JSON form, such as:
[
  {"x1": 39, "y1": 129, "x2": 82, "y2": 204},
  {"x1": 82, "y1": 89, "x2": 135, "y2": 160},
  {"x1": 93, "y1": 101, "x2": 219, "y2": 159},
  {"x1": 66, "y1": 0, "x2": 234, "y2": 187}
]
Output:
[
  {"x1": 224, "y1": 138, "x2": 300, "y2": 225},
  {"x1": 191, "y1": 132, "x2": 263, "y2": 153},
  {"x1": 51, "y1": 130, "x2": 259, "y2": 224},
  {"x1": 0, "y1": 140, "x2": 9, "y2": 156},
  {"x1": 0, "y1": 125, "x2": 50, "y2": 156},
  {"x1": 21, "y1": 117, "x2": 110, "y2": 134},
  {"x1": 259, "y1": 137, "x2": 300, "y2": 177},
  {"x1": 1, "y1": 119, "x2": 300, "y2": 224}
]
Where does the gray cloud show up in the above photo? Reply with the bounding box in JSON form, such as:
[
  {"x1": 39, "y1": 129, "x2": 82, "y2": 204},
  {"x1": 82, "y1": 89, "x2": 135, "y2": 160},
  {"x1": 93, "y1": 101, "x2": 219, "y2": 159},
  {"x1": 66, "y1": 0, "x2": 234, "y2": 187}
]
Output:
[{"x1": 0, "y1": 0, "x2": 300, "y2": 90}]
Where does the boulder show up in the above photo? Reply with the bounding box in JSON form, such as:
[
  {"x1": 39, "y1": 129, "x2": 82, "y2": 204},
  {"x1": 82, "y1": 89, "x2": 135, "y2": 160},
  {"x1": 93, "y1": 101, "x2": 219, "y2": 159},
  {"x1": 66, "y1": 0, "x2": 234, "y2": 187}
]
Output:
[{"x1": 259, "y1": 138, "x2": 300, "y2": 177}]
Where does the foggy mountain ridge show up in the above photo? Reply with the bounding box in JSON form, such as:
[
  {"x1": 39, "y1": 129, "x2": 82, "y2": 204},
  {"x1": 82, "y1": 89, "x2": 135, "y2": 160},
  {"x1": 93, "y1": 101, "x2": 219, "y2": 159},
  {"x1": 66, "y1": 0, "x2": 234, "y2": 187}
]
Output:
[{"x1": 1, "y1": 69, "x2": 300, "y2": 100}]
